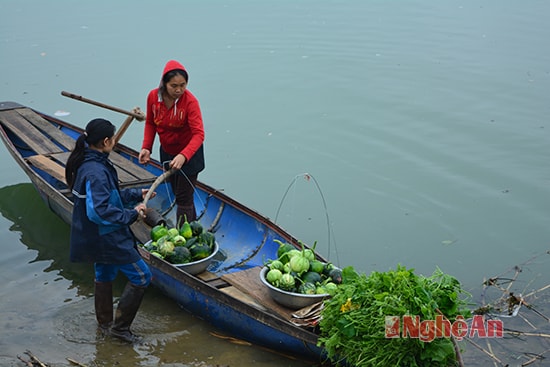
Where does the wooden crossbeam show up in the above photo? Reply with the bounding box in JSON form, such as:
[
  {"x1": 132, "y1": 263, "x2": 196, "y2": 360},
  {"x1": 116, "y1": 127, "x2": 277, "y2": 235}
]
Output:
[
  {"x1": 50, "y1": 152, "x2": 156, "y2": 184},
  {"x1": 26, "y1": 154, "x2": 66, "y2": 184},
  {"x1": 108, "y1": 152, "x2": 156, "y2": 181}
]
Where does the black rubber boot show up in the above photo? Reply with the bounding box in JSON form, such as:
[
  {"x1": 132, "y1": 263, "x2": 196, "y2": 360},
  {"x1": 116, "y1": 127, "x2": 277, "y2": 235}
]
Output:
[
  {"x1": 111, "y1": 282, "x2": 146, "y2": 343},
  {"x1": 94, "y1": 281, "x2": 113, "y2": 334}
]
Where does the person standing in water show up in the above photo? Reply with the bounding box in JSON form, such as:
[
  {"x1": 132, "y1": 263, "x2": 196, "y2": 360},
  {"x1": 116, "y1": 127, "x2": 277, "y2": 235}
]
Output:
[
  {"x1": 139, "y1": 59, "x2": 205, "y2": 224},
  {"x1": 65, "y1": 118, "x2": 153, "y2": 343}
]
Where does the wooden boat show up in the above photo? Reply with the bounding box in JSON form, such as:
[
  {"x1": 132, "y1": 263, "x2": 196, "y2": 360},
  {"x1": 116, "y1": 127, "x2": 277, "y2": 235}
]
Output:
[{"x1": 0, "y1": 101, "x2": 330, "y2": 364}]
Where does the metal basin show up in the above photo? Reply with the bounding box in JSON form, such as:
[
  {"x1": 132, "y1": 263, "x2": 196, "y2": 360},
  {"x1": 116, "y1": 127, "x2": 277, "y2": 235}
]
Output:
[
  {"x1": 174, "y1": 241, "x2": 219, "y2": 275},
  {"x1": 143, "y1": 240, "x2": 219, "y2": 275},
  {"x1": 259, "y1": 266, "x2": 330, "y2": 310}
]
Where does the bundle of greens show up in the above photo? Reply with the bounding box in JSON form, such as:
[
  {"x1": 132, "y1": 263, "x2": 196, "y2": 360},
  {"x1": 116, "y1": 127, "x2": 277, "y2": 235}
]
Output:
[{"x1": 318, "y1": 265, "x2": 471, "y2": 366}]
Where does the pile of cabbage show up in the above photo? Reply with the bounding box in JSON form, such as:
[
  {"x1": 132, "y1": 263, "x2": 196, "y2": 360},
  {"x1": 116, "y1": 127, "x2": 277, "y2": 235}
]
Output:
[
  {"x1": 264, "y1": 240, "x2": 342, "y2": 295},
  {"x1": 141, "y1": 219, "x2": 215, "y2": 265}
]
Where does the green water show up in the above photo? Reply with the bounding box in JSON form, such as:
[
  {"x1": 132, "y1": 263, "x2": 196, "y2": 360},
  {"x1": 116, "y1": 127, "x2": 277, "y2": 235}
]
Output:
[{"x1": 1, "y1": 1, "x2": 549, "y2": 366}]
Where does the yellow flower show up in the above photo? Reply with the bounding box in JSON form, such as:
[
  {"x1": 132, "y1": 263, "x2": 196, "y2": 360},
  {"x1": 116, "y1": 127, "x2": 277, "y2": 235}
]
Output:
[{"x1": 340, "y1": 298, "x2": 358, "y2": 313}]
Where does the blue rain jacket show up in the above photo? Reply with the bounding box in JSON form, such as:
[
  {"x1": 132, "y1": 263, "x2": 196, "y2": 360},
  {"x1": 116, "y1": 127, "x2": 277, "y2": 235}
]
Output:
[{"x1": 69, "y1": 149, "x2": 142, "y2": 264}]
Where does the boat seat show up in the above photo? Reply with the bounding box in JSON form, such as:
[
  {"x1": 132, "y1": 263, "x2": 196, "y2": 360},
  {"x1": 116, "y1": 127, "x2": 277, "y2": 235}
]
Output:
[
  {"x1": 15, "y1": 108, "x2": 76, "y2": 151},
  {"x1": 49, "y1": 152, "x2": 157, "y2": 187},
  {"x1": 27, "y1": 152, "x2": 158, "y2": 187},
  {"x1": 0, "y1": 109, "x2": 64, "y2": 155},
  {"x1": 222, "y1": 266, "x2": 294, "y2": 319},
  {"x1": 107, "y1": 151, "x2": 157, "y2": 183},
  {"x1": 26, "y1": 153, "x2": 159, "y2": 189},
  {"x1": 0, "y1": 106, "x2": 157, "y2": 189},
  {"x1": 1, "y1": 107, "x2": 157, "y2": 185},
  {"x1": 26, "y1": 154, "x2": 67, "y2": 184}
]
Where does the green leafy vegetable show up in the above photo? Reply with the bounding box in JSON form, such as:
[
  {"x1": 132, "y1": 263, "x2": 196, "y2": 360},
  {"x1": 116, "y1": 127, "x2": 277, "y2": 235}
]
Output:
[{"x1": 318, "y1": 265, "x2": 471, "y2": 367}]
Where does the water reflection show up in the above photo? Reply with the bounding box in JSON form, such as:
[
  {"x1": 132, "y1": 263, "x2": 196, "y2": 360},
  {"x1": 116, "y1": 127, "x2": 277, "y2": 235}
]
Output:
[{"x1": 0, "y1": 183, "x2": 94, "y2": 295}]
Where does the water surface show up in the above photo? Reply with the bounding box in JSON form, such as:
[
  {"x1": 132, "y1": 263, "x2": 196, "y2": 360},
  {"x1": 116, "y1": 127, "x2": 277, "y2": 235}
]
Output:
[{"x1": 1, "y1": 1, "x2": 549, "y2": 366}]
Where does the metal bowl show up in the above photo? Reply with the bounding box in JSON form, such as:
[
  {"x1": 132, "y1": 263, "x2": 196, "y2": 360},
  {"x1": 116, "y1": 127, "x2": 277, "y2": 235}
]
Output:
[
  {"x1": 174, "y1": 241, "x2": 219, "y2": 275},
  {"x1": 143, "y1": 240, "x2": 219, "y2": 275},
  {"x1": 259, "y1": 266, "x2": 330, "y2": 310}
]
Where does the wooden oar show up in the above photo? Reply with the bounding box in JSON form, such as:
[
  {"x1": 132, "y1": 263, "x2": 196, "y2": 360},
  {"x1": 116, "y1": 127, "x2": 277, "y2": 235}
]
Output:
[
  {"x1": 144, "y1": 169, "x2": 175, "y2": 206},
  {"x1": 61, "y1": 91, "x2": 145, "y2": 120},
  {"x1": 113, "y1": 111, "x2": 145, "y2": 144},
  {"x1": 61, "y1": 91, "x2": 145, "y2": 144},
  {"x1": 141, "y1": 169, "x2": 176, "y2": 227}
]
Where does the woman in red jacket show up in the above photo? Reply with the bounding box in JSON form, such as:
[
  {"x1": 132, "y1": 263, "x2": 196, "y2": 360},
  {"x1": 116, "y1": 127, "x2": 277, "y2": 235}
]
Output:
[{"x1": 139, "y1": 60, "x2": 205, "y2": 224}]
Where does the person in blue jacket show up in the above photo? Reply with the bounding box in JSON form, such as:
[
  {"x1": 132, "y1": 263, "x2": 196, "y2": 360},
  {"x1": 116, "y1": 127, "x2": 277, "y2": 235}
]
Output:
[{"x1": 65, "y1": 118, "x2": 153, "y2": 343}]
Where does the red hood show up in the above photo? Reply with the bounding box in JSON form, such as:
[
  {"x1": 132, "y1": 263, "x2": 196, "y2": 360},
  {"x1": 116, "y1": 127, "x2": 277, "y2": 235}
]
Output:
[{"x1": 162, "y1": 60, "x2": 186, "y2": 77}]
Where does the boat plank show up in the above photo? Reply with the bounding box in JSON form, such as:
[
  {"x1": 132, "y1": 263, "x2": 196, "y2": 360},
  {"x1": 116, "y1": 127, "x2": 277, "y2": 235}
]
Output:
[
  {"x1": 16, "y1": 107, "x2": 155, "y2": 183},
  {"x1": 16, "y1": 108, "x2": 76, "y2": 151},
  {"x1": 108, "y1": 151, "x2": 156, "y2": 181},
  {"x1": 49, "y1": 151, "x2": 70, "y2": 164},
  {"x1": 50, "y1": 152, "x2": 156, "y2": 186},
  {"x1": 197, "y1": 271, "x2": 219, "y2": 282},
  {"x1": 2, "y1": 109, "x2": 153, "y2": 185},
  {"x1": 26, "y1": 155, "x2": 66, "y2": 184},
  {"x1": 222, "y1": 267, "x2": 294, "y2": 320},
  {"x1": 0, "y1": 109, "x2": 63, "y2": 154},
  {"x1": 220, "y1": 285, "x2": 268, "y2": 311},
  {"x1": 50, "y1": 151, "x2": 139, "y2": 184}
]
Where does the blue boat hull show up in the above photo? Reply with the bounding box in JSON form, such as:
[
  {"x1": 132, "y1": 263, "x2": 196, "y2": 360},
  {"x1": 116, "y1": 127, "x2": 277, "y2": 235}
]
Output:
[
  {"x1": 147, "y1": 260, "x2": 325, "y2": 361},
  {"x1": 0, "y1": 101, "x2": 330, "y2": 365}
]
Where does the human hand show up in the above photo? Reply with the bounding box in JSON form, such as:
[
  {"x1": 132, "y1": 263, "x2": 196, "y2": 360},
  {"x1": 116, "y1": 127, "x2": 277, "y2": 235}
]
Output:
[
  {"x1": 132, "y1": 107, "x2": 145, "y2": 122},
  {"x1": 135, "y1": 203, "x2": 147, "y2": 219},
  {"x1": 141, "y1": 189, "x2": 156, "y2": 200},
  {"x1": 138, "y1": 149, "x2": 150, "y2": 165},
  {"x1": 169, "y1": 154, "x2": 187, "y2": 170}
]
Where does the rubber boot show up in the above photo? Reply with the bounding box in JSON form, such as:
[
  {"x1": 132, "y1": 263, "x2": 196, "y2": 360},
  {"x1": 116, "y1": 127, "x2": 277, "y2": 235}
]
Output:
[
  {"x1": 111, "y1": 282, "x2": 146, "y2": 343},
  {"x1": 94, "y1": 281, "x2": 113, "y2": 334}
]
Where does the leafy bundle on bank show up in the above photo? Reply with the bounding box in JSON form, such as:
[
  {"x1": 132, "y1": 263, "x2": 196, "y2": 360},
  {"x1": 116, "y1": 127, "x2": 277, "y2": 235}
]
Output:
[{"x1": 318, "y1": 265, "x2": 471, "y2": 367}]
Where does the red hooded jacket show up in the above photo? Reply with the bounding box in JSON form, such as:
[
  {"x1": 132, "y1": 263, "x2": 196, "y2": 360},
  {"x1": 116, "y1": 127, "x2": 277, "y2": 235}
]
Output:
[{"x1": 142, "y1": 60, "x2": 205, "y2": 162}]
